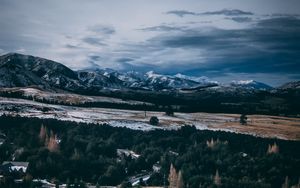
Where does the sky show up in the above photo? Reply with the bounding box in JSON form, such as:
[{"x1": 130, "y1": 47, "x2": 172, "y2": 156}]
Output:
[{"x1": 0, "y1": 0, "x2": 300, "y2": 86}]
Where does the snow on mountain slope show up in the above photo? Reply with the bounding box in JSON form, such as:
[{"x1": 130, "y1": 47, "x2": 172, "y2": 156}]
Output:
[
  {"x1": 144, "y1": 71, "x2": 215, "y2": 90},
  {"x1": 78, "y1": 70, "x2": 123, "y2": 88},
  {"x1": 0, "y1": 53, "x2": 278, "y2": 92},
  {"x1": 174, "y1": 73, "x2": 218, "y2": 84},
  {"x1": 230, "y1": 80, "x2": 272, "y2": 90}
]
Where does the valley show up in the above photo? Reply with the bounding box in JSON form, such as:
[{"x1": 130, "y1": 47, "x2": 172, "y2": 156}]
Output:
[
  {"x1": 1, "y1": 1, "x2": 300, "y2": 186},
  {"x1": 1, "y1": 96, "x2": 299, "y2": 140},
  {"x1": 0, "y1": 53, "x2": 300, "y2": 187}
]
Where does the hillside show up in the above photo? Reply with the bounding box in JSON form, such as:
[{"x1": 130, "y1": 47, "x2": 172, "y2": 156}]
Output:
[{"x1": 0, "y1": 53, "x2": 300, "y2": 116}]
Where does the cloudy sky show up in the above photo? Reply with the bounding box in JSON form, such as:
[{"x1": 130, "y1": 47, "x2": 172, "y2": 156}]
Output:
[{"x1": 0, "y1": 0, "x2": 300, "y2": 86}]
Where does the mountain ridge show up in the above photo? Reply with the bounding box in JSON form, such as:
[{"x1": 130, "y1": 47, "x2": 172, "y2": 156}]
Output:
[{"x1": 1, "y1": 53, "x2": 297, "y2": 93}]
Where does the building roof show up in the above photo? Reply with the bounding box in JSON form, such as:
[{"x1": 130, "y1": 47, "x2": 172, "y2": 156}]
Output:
[
  {"x1": 2, "y1": 161, "x2": 29, "y2": 167},
  {"x1": 1, "y1": 161, "x2": 29, "y2": 173}
]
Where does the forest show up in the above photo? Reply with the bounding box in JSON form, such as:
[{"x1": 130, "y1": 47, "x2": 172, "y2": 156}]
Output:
[{"x1": 0, "y1": 115, "x2": 299, "y2": 187}]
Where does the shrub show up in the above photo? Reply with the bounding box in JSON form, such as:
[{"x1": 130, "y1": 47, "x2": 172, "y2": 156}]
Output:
[
  {"x1": 149, "y1": 116, "x2": 159, "y2": 126},
  {"x1": 240, "y1": 114, "x2": 247, "y2": 125}
]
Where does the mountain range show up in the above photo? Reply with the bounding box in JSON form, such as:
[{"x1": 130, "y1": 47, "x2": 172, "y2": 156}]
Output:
[
  {"x1": 0, "y1": 53, "x2": 299, "y2": 115},
  {"x1": 1, "y1": 53, "x2": 288, "y2": 93}
]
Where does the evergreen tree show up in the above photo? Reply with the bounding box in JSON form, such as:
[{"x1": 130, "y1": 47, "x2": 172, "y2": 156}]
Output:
[
  {"x1": 240, "y1": 114, "x2": 247, "y2": 125},
  {"x1": 150, "y1": 116, "x2": 159, "y2": 126}
]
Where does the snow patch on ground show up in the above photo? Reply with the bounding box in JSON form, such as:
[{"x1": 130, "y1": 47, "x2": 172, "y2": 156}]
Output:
[{"x1": 0, "y1": 97, "x2": 299, "y2": 140}]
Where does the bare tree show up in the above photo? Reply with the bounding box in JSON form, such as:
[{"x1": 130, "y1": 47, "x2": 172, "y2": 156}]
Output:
[
  {"x1": 214, "y1": 170, "x2": 221, "y2": 187},
  {"x1": 39, "y1": 124, "x2": 47, "y2": 142},
  {"x1": 168, "y1": 164, "x2": 178, "y2": 188},
  {"x1": 177, "y1": 170, "x2": 184, "y2": 188}
]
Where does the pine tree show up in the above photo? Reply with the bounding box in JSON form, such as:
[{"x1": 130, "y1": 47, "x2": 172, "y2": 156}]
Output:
[{"x1": 240, "y1": 114, "x2": 247, "y2": 125}]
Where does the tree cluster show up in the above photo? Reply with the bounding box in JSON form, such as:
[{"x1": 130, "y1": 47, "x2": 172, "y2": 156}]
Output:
[{"x1": 0, "y1": 115, "x2": 299, "y2": 188}]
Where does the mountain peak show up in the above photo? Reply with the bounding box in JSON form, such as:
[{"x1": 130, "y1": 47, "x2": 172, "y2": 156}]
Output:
[
  {"x1": 230, "y1": 80, "x2": 272, "y2": 90},
  {"x1": 146, "y1": 71, "x2": 160, "y2": 77}
]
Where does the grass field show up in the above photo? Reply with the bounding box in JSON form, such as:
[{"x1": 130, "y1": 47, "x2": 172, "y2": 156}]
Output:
[{"x1": 1, "y1": 96, "x2": 300, "y2": 140}]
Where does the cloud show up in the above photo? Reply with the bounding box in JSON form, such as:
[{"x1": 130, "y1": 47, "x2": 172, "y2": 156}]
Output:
[
  {"x1": 65, "y1": 44, "x2": 84, "y2": 49},
  {"x1": 256, "y1": 16, "x2": 300, "y2": 28},
  {"x1": 79, "y1": 24, "x2": 116, "y2": 47},
  {"x1": 89, "y1": 55, "x2": 102, "y2": 61},
  {"x1": 82, "y1": 37, "x2": 107, "y2": 46},
  {"x1": 138, "y1": 25, "x2": 185, "y2": 32},
  {"x1": 270, "y1": 13, "x2": 300, "y2": 18},
  {"x1": 166, "y1": 10, "x2": 196, "y2": 17},
  {"x1": 124, "y1": 16, "x2": 300, "y2": 80},
  {"x1": 87, "y1": 24, "x2": 115, "y2": 35},
  {"x1": 227, "y1": 17, "x2": 252, "y2": 23},
  {"x1": 1, "y1": 0, "x2": 299, "y2": 85},
  {"x1": 200, "y1": 9, "x2": 253, "y2": 16},
  {"x1": 116, "y1": 58, "x2": 135, "y2": 63},
  {"x1": 166, "y1": 9, "x2": 253, "y2": 18},
  {"x1": 0, "y1": 48, "x2": 6, "y2": 55}
]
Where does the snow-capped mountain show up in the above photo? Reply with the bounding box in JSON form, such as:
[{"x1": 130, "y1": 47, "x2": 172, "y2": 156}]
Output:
[
  {"x1": 143, "y1": 71, "x2": 202, "y2": 90},
  {"x1": 78, "y1": 70, "x2": 123, "y2": 88},
  {"x1": 174, "y1": 73, "x2": 218, "y2": 85},
  {"x1": 0, "y1": 53, "x2": 281, "y2": 93},
  {"x1": 78, "y1": 70, "x2": 218, "y2": 90},
  {"x1": 230, "y1": 80, "x2": 273, "y2": 90}
]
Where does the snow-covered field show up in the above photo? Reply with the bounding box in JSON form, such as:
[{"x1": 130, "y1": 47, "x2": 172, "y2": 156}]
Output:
[
  {"x1": 0, "y1": 87, "x2": 154, "y2": 106},
  {"x1": 0, "y1": 97, "x2": 300, "y2": 140}
]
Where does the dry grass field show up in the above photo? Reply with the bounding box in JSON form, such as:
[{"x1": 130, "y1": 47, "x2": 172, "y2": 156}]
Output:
[{"x1": 1, "y1": 97, "x2": 300, "y2": 140}]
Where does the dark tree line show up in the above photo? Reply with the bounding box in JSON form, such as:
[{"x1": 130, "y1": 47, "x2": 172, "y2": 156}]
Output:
[{"x1": 0, "y1": 115, "x2": 299, "y2": 187}]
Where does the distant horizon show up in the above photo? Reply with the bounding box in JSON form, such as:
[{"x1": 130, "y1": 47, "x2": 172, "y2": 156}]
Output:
[
  {"x1": 1, "y1": 0, "x2": 300, "y2": 86},
  {"x1": 1, "y1": 52, "x2": 298, "y2": 87}
]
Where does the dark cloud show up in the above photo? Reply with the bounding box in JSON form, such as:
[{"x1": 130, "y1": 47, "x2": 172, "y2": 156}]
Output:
[
  {"x1": 81, "y1": 25, "x2": 115, "y2": 47},
  {"x1": 166, "y1": 9, "x2": 253, "y2": 18},
  {"x1": 256, "y1": 16, "x2": 300, "y2": 28},
  {"x1": 138, "y1": 25, "x2": 185, "y2": 32},
  {"x1": 86, "y1": 55, "x2": 103, "y2": 69},
  {"x1": 200, "y1": 9, "x2": 253, "y2": 16},
  {"x1": 130, "y1": 17, "x2": 300, "y2": 79},
  {"x1": 165, "y1": 10, "x2": 197, "y2": 17},
  {"x1": 82, "y1": 37, "x2": 107, "y2": 46},
  {"x1": 65, "y1": 44, "x2": 82, "y2": 49},
  {"x1": 89, "y1": 55, "x2": 102, "y2": 61},
  {"x1": 270, "y1": 13, "x2": 300, "y2": 17},
  {"x1": 116, "y1": 58, "x2": 135, "y2": 63},
  {"x1": 227, "y1": 17, "x2": 252, "y2": 23},
  {"x1": 1, "y1": 0, "x2": 299, "y2": 85}
]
